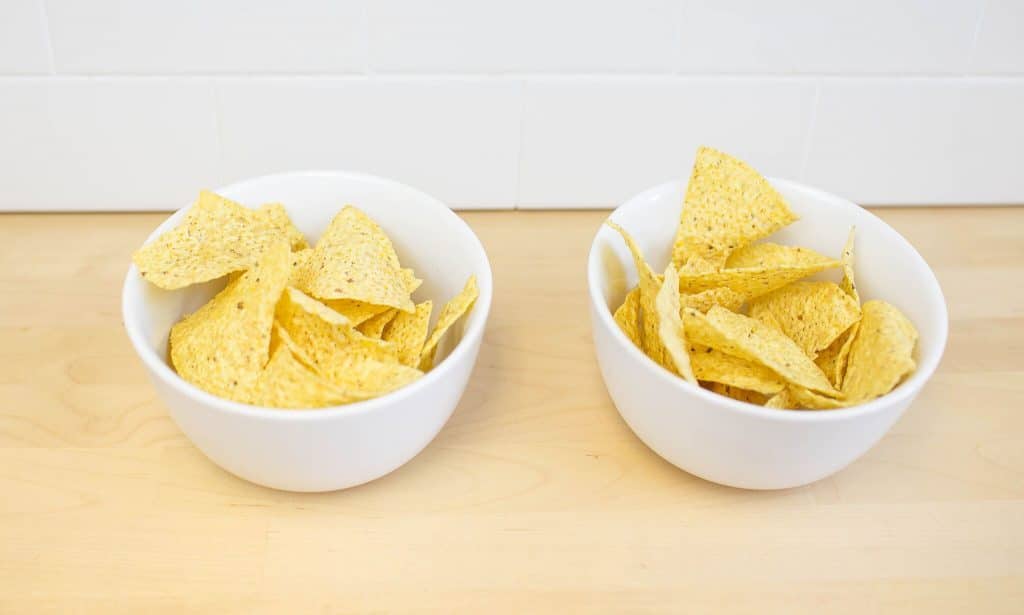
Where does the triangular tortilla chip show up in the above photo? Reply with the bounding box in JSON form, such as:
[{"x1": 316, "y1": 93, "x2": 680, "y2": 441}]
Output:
[
  {"x1": 382, "y1": 300, "x2": 433, "y2": 367},
  {"x1": 419, "y1": 276, "x2": 479, "y2": 370},
  {"x1": 613, "y1": 287, "x2": 642, "y2": 347},
  {"x1": 255, "y1": 203, "x2": 309, "y2": 251},
  {"x1": 841, "y1": 300, "x2": 918, "y2": 403},
  {"x1": 255, "y1": 341, "x2": 366, "y2": 409},
  {"x1": 704, "y1": 382, "x2": 769, "y2": 405},
  {"x1": 690, "y1": 345, "x2": 786, "y2": 395},
  {"x1": 748, "y1": 281, "x2": 861, "y2": 359},
  {"x1": 839, "y1": 227, "x2": 860, "y2": 305},
  {"x1": 357, "y1": 308, "x2": 398, "y2": 339},
  {"x1": 656, "y1": 264, "x2": 697, "y2": 384}
]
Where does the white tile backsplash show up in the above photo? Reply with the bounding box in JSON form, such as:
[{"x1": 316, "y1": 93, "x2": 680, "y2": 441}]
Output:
[
  {"x1": 368, "y1": 0, "x2": 681, "y2": 73},
  {"x1": 46, "y1": 0, "x2": 365, "y2": 74},
  {"x1": 678, "y1": 0, "x2": 984, "y2": 74},
  {"x1": 0, "y1": 79, "x2": 220, "y2": 210},
  {"x1": 970, "y1": 0, "x2": 1024, "y2": 74},
  {"x1": 215, "y1": 78, "x2": 522, "y2": 208},
  {"x1": 2, "y1": 3, "x2": 1024, "y2": 209},
  {"x1": 804, "y1": 78, "x2": 1024, "y2": 205},
  {"x1": 0, "y1": 0, "x2": 51, "y2": 74},
  {"x1": 518, "y1": 78, "x2": 816, "y2": 207}
]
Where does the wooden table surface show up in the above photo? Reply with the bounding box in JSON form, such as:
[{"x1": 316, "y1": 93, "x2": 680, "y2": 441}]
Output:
[{"x1": 1, "y1": 208, "x2": 1022, "y2": 613}]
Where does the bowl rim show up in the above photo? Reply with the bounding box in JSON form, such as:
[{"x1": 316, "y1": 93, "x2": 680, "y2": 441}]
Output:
[
  {"x1": 587, "y1": 176, "x2": 949, "y2": 423},
  {"x1": 122, "y1": 169, "x2": 493, "y2": 422}
]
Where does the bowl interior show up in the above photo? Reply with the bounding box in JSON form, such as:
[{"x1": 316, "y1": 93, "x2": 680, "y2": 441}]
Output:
[
  {"x1": 124, "y1": 171, "x2": 492, "y2": 390},
  {"x1": 589, "y1": 177, "x2": 947, "y2": 404}
]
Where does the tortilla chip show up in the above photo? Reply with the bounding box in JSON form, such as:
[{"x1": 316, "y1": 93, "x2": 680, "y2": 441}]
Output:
[
  {"x1": 275, "y1": 286, "x2": 398, "y2": 364},
  {"x1": 169, "y1": 238, "x2": 291, "y2": 402},
  {"x1": 613, "y1": 287, "x2": 642, "y2": 347},
  {"x1": 690, "y1": 345, "x2": 786, "y2": 395},
  {"x1": 682, "y1": 287, "x2": 746, "y2": 313},
  {"x1": 841, "y1": 300, "x2": 918, "y2": 403},
  {"x1": 677, "y1": 249, "x2": 840, "y2": 300},
  {"x1": 725, "y1": 243, "x2": 831, "y2": 269},
  {"x1": 748, "y1": 281, "x2": 861, "y2": 359},
  {"x1": 382, "y1": 300, "x2": 433, "y2": 367},
  {"x1": 683, "y1": 306, "x2": 839, "y2": 396},
  {"x1": 255, "y1": 342, "x2": 365, "y2": 409},
  {"x1": 704, "y1": 381, "x2": 769, "y2": 405},
  {"x1": 671, "y1": 146, "x2": 798, "y2": 268},
  {"x1": 298, "y1": 206, "x2": 414, "y2": 312},
  {"x1": 255, "y1": 203, "x2": 309, "y2": 251},
  {"x1": 322, "y1": 299, "x2": 390, "y2": 326},
  {"x1": 840, "y1": 227, "x2": 860, "y2": 305},
  {"x1": 656, "y1": 264, "x2": 697, "y2": 384},
  {"x1": 786, "y1": 385, "x2": 847, "y2": 410},
  {"x1": 134, "y1": 190, "x2": 283, "y2": 289},
  {"x1": 357, "y1": 308, "x2": 398, "y2": 339},
  {"x1": 764, "y1": 389, "x2": 798, "y2": 409},
  {"x1": 419, "y1": 275, "x2": 479, "y2": 370},
  {"x1": 815, "y1": 320, "x2": 861, "y2": 388},
  {"x1": 606, "y1": 221, "x2": 675, "y2": 372}
]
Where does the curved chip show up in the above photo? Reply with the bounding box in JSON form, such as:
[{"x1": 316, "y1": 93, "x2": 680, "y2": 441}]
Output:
[
  {"x1": 134, "y1": 190, "x2": 284, "y2": 289},
  {"x1": 382, "y1": 300, "x2": 433, "y2": 367},
  {"x1": 815, "y1": 320, "x2": 861, "y2": 388},
  {"x1": 357, "y1": 308, "x2": 398, "y2": 339},
  {"x1": 841, "y1": 300, "x2": 918, "y2": 403},
  {"x1": 671, "y1": 146, "x2": 798, "y2": 268},
  {"x1": 683, "y1": 306, "x2": 839, "y2": 396},
  {"x1": 613, "y1": 287, "x2": 642, "y2": 347},
  {"x1": 704, "y1": 382, "x2": 769, "y2": 405},
  {"x1": 419, "y1": 275, "x2": 479, "y2": 370},
  {"x1": 255, "y1": 342, "x2": 367, "y2": 409},
  {"x1": 276, "y1": 287, "x2": 398, "y2": 364},
  {"x1": 689, "y1": 345, "x2": 786, "y2": 395},
  {"x1": 656, "y1": 264, "x2": 697, "y2": 384},
  {"x1": 169, "y1": 238, "x2": 291, "y2": 402},
  {"x1": 298, "y1": 206, "x2": 414, "y2": 312},
  {"x1": 748, "y1": 281, "x2": 861, "y2": 359}
]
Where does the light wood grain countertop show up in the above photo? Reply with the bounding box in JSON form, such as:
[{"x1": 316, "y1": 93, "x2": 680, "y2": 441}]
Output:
[{"x1": 1, "y1": 208, "x2": 1021, "y2": 613}]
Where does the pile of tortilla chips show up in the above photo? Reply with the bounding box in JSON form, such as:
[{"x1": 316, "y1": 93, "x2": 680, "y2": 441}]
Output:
[
  {"x1": 610, "y1": 146, "x2": 918, "y2": 410},
  {"x1": 134, "y1": 191, "x2": 478, "y2": 409}
]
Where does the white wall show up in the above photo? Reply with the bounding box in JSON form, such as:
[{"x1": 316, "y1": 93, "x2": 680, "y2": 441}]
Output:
[{"x1": 1, "y1": 0, "x2": 1021, "y2": 211}]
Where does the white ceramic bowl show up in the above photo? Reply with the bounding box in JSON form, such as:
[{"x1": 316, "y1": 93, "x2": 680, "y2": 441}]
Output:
[
  {"x1": 589, "y1": 178, "x2": 947, "y2": 490},
  {"x1": 123, "y1": 171, "x2": 492, "y2": 492}
]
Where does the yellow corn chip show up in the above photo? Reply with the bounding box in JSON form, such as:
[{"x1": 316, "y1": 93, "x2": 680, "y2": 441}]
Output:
[
  {"x1": 613, "y1": 287, "x2": 642, "y2": 347},
  {"x1": 299, "y1": 206, "x2": 414, "y2": 312},
  {"x1": 748, "y1": 281, "x2": 861, "y2": 359},
  {"x1": 606, "y1": 221, "x2": 675, "y2": 372},
  {"x1": 323, "y1": 298, "x2": 391, "y2": 326},
  {"x1": 402, "y1": 268, "x2": 423, "y2": 295},
  {"x1": 671, "y1": 146, "x2": 798, "y2": 268},
  {"x1": 704, "y1": 382, "x2": 769, "y2": 405},
  {"x1": 725, "y1": 243, "x2": 831, "y2": 269},
  {"x1": 276, "y1": 287, "x2": 399, "y2": 364},
  {"x1": 382, "y1": 300, "x2": 433, "y2": 367},
  {"x1": 815, "y1": 320, "x2": 860, "y2": 388},
  {"x1": 689, "y1": 345, "x2": 786, "y2": 395},
  {"x1": 656, "y1": 264, "x2": 697, "y2": 384},
  {"x1": 683, "y1": 306, "x2": 839, "y2": 396},
  {"x1": 682, "y1": 287, "x2": 746, "y2": 313},
  {"x1": 786, "y1": 385, "x2": 847, "y2": 410},
  {"x1": 841, "y1": 300, "x2": 918, "y2": 403},
  {"x1": 677, "y1": 252, "x2": 840, "y2": 300},
  {"x1": 358, "y1": 308, "x2": 398, "y2": 339},
  {"x1": 255, "y1": 343, "x2": 365, "y2": 409},
  {"x1": 134, "y1": 190, "x2": 284, "y2": 289},
  {"x1": 764, "y1": 388, "x2": 798, "y2": 409},
  {"x1": 288, "y1": 248, "x2": 313, "y2": 287},
  {"x1": 255, "y1": 203, "x2": 309, "y2": 251},
  {"x1": 169, "y1": 238, "x2": 291, "y2": 402},
  {"x1": 840, "y1": 227, "x2": 860, "y2": 304},
  {"x1": 419, "y1": 275, "x2": 479, "y2": 370}
]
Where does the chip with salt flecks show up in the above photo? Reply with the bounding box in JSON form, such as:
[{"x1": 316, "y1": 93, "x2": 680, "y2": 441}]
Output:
[
  {"x1": 671, "y1": 146, "x2": 798, "y2": 269},
  {"x1": 725, "y1": 243, "x2": 832, "y2": 269},
  {"x1": 839, "y1": 227, "x2": 860, "y2": 305},
  {"x1": 676, "y1": 253, "x2": 840, "y2": 300},
  {"x1": 134, "y1": 190, "x2": 284, "y2": 290},
  {"x1": 255, "y1": 203, "x2": 309, "y2": 252},
  {"x1": 748, "y1": 281, "x2": 861, "y2": 360},
  {"x1": 606, "y1": 221, "x2": 674, "y2": 372},
  {"x1": 170, "y1": 238, "x2": 291, "y2": 402},
  {"x1": 689, "y1": 345, "x2": 786, "y2": 395},
  {"x1": 655, "y1": 264, "x2": 697, "y2": 384},
  {"x1": 298, "y1": 206, "x2": 414, "y2": 312},
  {"x1": 255, "y1": 338, "x2": 366, "y2": 409},
  {"x1": 276, "y1": 286, "x2": 398, "y2": 364},
  {"x1": 357, "y1": 308, "x2": 398, "y2": 339},
  {"x1": 382, "y1": 300, "x2": 433, "y2": 367},
  {"x1": 613, "y1": 287, "x2": 642, "y2": 347},
  {"x1": 683, "y1": 306, "x2": 839, "y2": 396},
  {"x1": 419, "y1": 275, "x2": 479, "y2": 370},
  {"x1": 682, "y1": 287, "x2": 746, "y2": 313},
  {"x1": 815, "y1": 320, "x2": 860, "y2": 388},
  {"x1": 288, "y1": 248, "x2": 313, "y2": 287},
  {"x1": 704, "y1": 382, "x2": 769, "y2": 405},
  {"x1": 841, "y1": 300, "x2": 918, "y2": 403}
]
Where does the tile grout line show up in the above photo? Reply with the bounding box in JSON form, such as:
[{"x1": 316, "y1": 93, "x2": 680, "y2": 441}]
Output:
[{"x1": 37, "y1": 0, "x2": 57, "y2": 75}]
